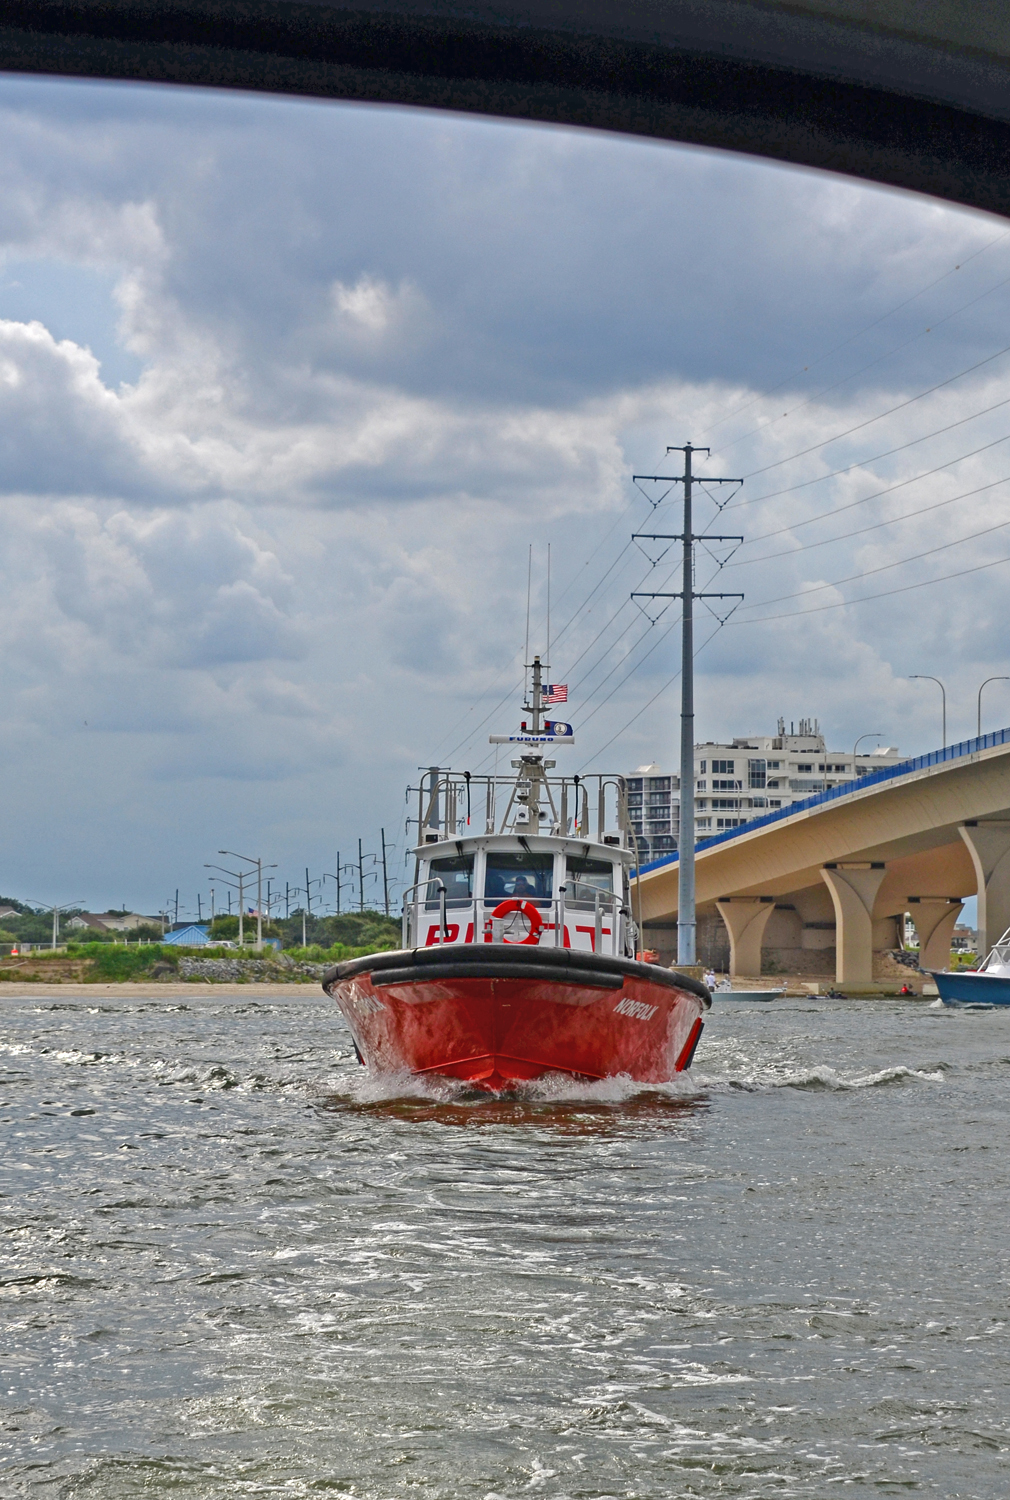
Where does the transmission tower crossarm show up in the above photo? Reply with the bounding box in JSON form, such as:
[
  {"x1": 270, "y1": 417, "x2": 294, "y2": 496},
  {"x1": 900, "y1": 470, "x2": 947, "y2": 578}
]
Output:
[{"x1": 633, "y1": 532, "x2": 743, "y2": 542}]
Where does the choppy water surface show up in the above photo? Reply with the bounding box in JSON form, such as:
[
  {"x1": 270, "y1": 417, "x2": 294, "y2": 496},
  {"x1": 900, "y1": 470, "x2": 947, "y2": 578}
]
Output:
[{"x1": 3, "y1": 990, "x2": 1010, "y2": 1498}]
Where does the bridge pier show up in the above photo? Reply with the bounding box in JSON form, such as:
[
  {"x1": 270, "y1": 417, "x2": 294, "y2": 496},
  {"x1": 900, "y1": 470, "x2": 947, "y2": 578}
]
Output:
[
  {"x1": 820, "y1": 863, "x2": 887, "y2": 985},
  {"x1": 908, "y1": 898, "x2": 964, "y2": 973},
  {"x1": 715, "y1": 898, "x2": 775, "y2": 977},
  {"x1": 960, "y1": 822, "x2": 1010, "y2": 955}
]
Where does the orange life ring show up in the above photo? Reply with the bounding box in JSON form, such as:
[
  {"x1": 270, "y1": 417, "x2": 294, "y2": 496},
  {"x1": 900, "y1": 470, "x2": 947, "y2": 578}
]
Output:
[{"x1": 491, "y1": 898, "x2": 543, "y2": 945}]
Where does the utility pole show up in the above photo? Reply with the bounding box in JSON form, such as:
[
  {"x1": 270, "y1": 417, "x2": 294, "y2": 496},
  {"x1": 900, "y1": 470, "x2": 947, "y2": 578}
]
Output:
[
  {"x1": 305, "y1": 867, "x2": 311, "y2": 945},
  {"x1": 336, "y1": 852, "x2": 342, "y2": 914},
  {"x1": 174, "y1": 889, "x2": 179, "y2": 926},
  {"x1": 358, "y1": 839, "x2": 366, "y2": 913},
  {"x1": 632, "y1": 443, "x2": 743, "y2": 968},
  {"x1": 197, "y1": 893, "x2": 202, "y2": 923},
  {"x1": 380, "y1": 828, "x2": 390, "y2": 917},
  {"x1": 218, "y1": 851, "x2": 277, "y2": 952}
]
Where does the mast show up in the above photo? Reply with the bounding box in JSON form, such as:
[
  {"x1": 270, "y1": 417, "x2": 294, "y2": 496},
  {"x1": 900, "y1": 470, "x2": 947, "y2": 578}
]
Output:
[{"x1": 529, "y1": 654, "x2": 545, "y2": 734}]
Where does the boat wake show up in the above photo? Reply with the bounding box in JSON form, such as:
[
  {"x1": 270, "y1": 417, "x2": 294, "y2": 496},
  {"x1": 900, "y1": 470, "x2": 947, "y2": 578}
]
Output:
[
  {"x1": 319, "y1": 1064, "x2": 703, "y2": 1111},
  {"x1": 318, "y1": 1056, "x2": 946, "y2": 1112}
]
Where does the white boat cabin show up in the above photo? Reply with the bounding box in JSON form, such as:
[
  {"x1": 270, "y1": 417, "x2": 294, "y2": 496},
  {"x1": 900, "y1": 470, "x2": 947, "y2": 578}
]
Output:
[{"x1": 404, "y1": 834, "x2": 636, "y2": 958}]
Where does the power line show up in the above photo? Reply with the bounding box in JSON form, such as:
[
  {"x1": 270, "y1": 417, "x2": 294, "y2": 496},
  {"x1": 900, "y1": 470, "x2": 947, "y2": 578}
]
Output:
[
  {"x1": 738, "y1": 510, "x2": 1010, "y2": 613},
  {"x1": 727, "y1": 469, "x2": 1010, "y2": 568},
  {"x1": 731, "y1": 340, "x2": 1010, "y2": 488},
  {"x1": 578, "y1": 622, "x2": 725, "y2": 769},
  {"x1": 442, "y1": 502, "x2": 674, "y2": 766},
  {"x1": 712, "y1": 262, "x2": 1010, "y2": 458},
  {"x1": 698, "y1": 227, "x2": 1010, "y2": 442},
  {"x1": 729, "y1": 423, "x2": 1010, "y2": 548},
  {"x1": 735, "y1": 549, "x2": 1010, "y2": 625},
  {"x1": 728, "y1": 390, "x2": 1010, "y2": 511}
]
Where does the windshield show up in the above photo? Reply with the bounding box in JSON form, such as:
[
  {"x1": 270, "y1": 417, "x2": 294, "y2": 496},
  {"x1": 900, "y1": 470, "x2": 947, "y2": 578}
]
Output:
[
  {"x1": 424, "y1": 854, "x2": 474, "y2": 908},
  {"x1": 565, "y1": 856, "x2": 615, "y2": 904},
  {"x1": 484, "y1": 851, "x2": 554, "y2": 904}
]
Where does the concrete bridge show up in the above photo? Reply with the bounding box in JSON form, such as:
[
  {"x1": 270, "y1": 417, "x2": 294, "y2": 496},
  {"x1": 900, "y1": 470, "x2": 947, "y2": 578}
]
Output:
[{"x1": 634, "y1": 729, "x2": 1010, "y2": 985}]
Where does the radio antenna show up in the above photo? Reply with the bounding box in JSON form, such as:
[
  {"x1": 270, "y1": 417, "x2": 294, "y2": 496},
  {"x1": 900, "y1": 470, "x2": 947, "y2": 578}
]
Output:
[{"x1": 546, "y1": 541, "x2": 551, "y2": 664}]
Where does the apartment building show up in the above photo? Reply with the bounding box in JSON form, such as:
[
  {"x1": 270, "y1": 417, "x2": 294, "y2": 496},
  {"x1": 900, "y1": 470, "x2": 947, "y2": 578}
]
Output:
[{"x1": 626, "y1": 718, "x2": 904, "y2": 861}]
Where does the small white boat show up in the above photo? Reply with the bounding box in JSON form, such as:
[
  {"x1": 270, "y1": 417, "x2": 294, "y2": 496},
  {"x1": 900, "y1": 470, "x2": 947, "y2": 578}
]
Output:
[
  {"x1": 712, "y1": 986, "x2": 784, "y2": 1002},
  {"x1": 931, "y1": 927, "x2": 1010, "y2": 1005}
]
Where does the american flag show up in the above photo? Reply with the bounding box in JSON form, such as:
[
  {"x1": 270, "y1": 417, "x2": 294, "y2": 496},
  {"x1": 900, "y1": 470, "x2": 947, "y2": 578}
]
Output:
[{"x1": 544, "y1": 683, "x2": 568, "y2": 704}]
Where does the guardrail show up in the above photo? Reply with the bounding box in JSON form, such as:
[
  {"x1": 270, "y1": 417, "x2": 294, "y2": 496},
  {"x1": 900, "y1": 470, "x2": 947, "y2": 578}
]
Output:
[{"x1": 635, "y1": 725, "x2": 1010, "y2": 875}]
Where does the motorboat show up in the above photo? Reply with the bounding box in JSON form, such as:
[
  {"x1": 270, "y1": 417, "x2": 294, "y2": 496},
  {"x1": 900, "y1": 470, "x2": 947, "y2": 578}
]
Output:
[
  {"x1": 712, "y1": 987, "x2": 784, "y2": 1002},
  {"x1": 323, "y1": 656, "x2": 710, "y2": 1090},
  {"x1": 931, "y1": 927, "x2": 1010, "y2": 1005}
]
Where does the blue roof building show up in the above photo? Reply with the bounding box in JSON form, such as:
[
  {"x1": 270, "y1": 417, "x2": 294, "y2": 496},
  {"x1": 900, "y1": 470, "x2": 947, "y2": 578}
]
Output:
[{"x1": 162, "y1": 924, "x2": 210, "y2": 946}]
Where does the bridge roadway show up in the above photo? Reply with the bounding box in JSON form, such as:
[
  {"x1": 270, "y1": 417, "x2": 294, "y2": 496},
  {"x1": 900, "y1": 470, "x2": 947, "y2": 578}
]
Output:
[{"x1": 634, "y1": 729, "x2": 1010, "y2": 983}]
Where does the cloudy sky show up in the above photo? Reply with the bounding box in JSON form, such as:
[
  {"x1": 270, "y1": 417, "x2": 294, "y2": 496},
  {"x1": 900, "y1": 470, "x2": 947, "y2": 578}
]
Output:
[{"x1": 0, "y1": 73, "x2": 1008, "y2": 918}]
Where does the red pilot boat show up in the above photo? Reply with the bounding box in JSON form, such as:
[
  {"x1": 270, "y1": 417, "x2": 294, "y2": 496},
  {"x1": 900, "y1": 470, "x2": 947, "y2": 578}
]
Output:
[{"x1": 323, "y1": 656, "x2": 710, "y2": 1090}]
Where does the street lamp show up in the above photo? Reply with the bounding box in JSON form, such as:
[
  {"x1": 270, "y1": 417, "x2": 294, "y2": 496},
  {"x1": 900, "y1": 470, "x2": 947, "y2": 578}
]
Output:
[
  {"x1": 977, "y1": 676, "x2": 1010, "y2": 739},
  {"x1": 25, "y1": 899, "x2": 84, "y2": 951},
  {"x1": 218, "y1": 851, "x2": 277, "y2": 951},
  {"x1": 852, "y1": 732, "x2": 883, "y2": 762},
  {"x1": 204, "y1": 863, "x2": 249, "y2": 946},
  {"x1": 910, "y1": 675, "x2": 946, "y2": 748},
  {"x1": 292, "y1": 869, "x2": 322, "y2": 947}
]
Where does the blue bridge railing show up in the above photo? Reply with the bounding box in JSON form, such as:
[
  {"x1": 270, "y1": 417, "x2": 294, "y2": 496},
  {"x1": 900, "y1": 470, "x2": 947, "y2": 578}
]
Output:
[{"x1": 634, "y1": 725, "x2": 1010, "y2": 876}]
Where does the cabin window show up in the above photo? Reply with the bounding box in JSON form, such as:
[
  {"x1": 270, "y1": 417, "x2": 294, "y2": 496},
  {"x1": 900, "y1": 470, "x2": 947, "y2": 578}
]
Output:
[
  {"x1": 484, "y1": 850, "x2": 553, "y2": 903},
  {"x1": 424, "y1": 854, "x2": 474, "y2": 908},
  {"x1": 565, "y1": 856, "x2": 614, "y2": 905}
]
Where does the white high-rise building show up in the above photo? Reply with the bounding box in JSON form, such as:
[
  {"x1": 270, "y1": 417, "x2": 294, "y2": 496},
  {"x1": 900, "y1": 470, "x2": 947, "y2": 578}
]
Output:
[{"x1": 626, "y1": 718, "x2": 904, "y2": 863}]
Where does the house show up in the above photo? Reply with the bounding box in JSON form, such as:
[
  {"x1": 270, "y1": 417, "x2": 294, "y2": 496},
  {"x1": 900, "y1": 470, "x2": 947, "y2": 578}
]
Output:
[
  {"x1": 66, "y1": 913, "x2": 113, "y2": 933},
  {"x1": 0, "y1": 906, "x2": 21, "y2": 922},
  {"x1": 99, "y1": 912, "x2": 162, "y2": 932},
  {"x1": 66, "y1": 912, "x2": 160, "y2": 933}
]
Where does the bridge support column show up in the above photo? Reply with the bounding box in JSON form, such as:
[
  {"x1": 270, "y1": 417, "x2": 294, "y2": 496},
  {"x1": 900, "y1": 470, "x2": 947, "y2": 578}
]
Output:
[
  {"x1": 908, "y1": 899, "x2": 964, "y2": 973},
  {"x1": 959, "y1": 823, "x2": 1010, "y2": 954},
  {"x1": 715, "y1": 898, "x2": 775, "y2": 977},
  {"x1": 820, "y1": 863, "x2": 887, "y2": 985}
]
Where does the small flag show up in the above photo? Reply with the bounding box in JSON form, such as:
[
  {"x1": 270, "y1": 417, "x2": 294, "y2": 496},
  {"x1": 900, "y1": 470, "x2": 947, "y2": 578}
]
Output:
[{"x1": 544, "y1": 683, "x2": 568, "y2": 704}]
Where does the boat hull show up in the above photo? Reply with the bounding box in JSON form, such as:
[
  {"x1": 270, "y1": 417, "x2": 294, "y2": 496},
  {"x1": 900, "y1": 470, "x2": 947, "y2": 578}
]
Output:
[
  {"x1": 323, "y1": 945, "x2": 710, "y2": 1089},
  {"x1": 930, "y1": 970, "x2": 1010, "y2": 1005}
]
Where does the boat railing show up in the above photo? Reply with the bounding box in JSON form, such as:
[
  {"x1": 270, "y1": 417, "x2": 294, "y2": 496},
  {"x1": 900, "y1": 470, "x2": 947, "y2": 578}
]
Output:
[
  {"x1": 553, "y1": 882, "x2": 620, "y2": 956},
  {"x1": 401, "y1": 880, "x2": 624, "y2": 955},
  {"x1": 981, "y1": 929, "x2": 1010, "y2": 972},
  {"x1": 401, "y1": 879, "x2": 446, "y2": 949},
  {"x1": 407, "y1": 769, "x2": 631, "y2": 842}
]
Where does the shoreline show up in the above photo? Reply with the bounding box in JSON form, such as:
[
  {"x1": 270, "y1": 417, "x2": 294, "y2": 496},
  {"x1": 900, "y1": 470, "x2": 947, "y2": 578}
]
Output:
[{"x1": 0, "y1": 981, "x2": 326, "y2": 998}]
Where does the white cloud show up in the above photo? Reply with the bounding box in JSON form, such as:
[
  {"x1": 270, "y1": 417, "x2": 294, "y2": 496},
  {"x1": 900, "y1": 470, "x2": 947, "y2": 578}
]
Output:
[{"x1": 0, "y1": 75, "x2": 1005, "y2": 910}]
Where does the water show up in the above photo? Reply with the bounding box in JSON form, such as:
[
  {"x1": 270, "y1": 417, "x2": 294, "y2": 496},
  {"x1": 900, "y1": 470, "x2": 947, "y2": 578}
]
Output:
[{"x1": 3, "y1": 989, "x2": 1010, "y2": 1498}]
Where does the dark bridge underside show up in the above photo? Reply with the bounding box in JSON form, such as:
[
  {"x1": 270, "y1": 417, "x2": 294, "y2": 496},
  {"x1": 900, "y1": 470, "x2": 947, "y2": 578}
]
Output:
[{"x1": 3, "y1": 1, "x2": 1010, "y2": 219}]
